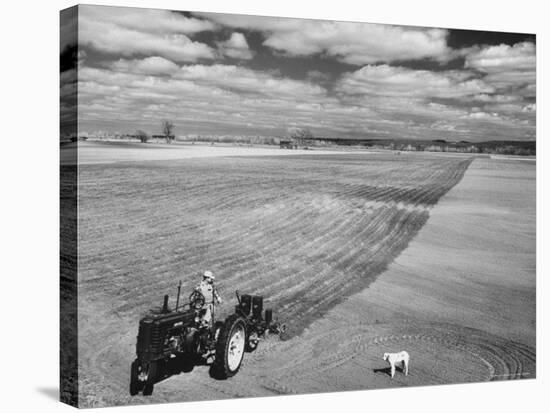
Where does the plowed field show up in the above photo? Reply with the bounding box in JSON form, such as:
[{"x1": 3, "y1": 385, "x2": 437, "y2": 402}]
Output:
[
  {"x1": 78, "y1": 153, "x2": 471, "y2": 335},
  {"x1": 73, "y1": 147, "x2": 533, "y2": 407}
]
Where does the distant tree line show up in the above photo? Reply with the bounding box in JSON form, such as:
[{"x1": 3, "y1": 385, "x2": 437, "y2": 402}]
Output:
[
  {"x1": 83, "y1": 122, "x2": 535, "y2": 156},
  {"x1": 130, "y1": 121, "x2": 175, "y2": 144}
]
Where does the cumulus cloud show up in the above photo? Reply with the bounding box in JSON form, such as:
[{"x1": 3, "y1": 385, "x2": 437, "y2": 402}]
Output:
[
  {"x1": 198, "y1": 13, "x2": 450, "y2": 65},
  {"x1": 75, "y1": 6, "x2": 535, "y2": 142},
  {"x1": 463, "y1": 111, "x2": 501, "y2": 120},
  {"x1": 81, "y1": 5, "x2": 216, "y2": 34},
  {"x1": 77, "y1": 63, "x2": 388, "y2": 139},
  {"x1": 336, "y1": 64, "x2": 493, "y2": 99},
  {"x1": 466, "y1": 42, "x2": 535, "y2": 72},
  {"x1": 79, "y1": 5, "x2": 217, "y2": 62},
  {"x1": 465, "y1": 42, "x2": 535, "y2": 92},
  {"x1": 78, "y1": 60, "x2": 532, "y2": 142},
  {"x1": 111, "y1": 56, "x2": 180, "y2": 75},
  {"x1": 470, "y1": 93, "x2": 518, "y2": 103},
  {"x1": 460, "y1": 42, "x2": 536, "y2": 130},
  {"x1": 331, "y1": 63, "x2": 537, "y2": 140},
  {"x1": 217, "y1": 32, "x2": 254, "y2": 60},
  {"x1": 175, "y1": 64, "x2": 326, "y2": 99}
]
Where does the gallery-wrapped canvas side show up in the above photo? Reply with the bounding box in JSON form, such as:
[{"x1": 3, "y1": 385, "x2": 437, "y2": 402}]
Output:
[{"x1": 60, "y1": 5, "x2": 79, "y2": 408}]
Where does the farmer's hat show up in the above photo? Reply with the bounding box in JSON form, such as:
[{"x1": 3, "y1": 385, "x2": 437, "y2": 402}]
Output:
[{"x1": 203, "y1": 270, "x2": 215, "y2": 280}]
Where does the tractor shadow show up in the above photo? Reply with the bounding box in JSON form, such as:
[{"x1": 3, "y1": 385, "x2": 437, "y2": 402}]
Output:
[
  {"x1": 150, "y1": 355, "x2": 226, "y2": 386},
  {"x1": 209, "y1": 361, "x2": 233, "y2": 380},
  {"x1": 153, "y1": 356, "x2": 207, "y2": 386}
]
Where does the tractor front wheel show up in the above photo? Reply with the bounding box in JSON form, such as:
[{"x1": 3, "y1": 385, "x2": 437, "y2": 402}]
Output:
[
  {"x1": 142, "y1": 362, "x2": 157, "y2": 396},
  {"x1": 129, "y1": 359, "x2": 143, "y2": 396}
]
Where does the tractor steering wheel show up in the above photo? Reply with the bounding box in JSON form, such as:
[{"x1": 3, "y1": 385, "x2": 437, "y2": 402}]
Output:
[{"x1": 189, "y1": 291, "x2": 206, "y2": 310}]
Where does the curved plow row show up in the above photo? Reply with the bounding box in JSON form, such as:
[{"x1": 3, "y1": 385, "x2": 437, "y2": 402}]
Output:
[
  {"x1": 78, "y1": 154, "x2": 472, "y2": 335},
  {"x1": 252, "y1": 322, "x2": 535, "y2": 395}
]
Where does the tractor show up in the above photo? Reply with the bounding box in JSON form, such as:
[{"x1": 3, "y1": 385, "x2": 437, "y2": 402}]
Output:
[{"x1": 130, "y1": 283, "x2": 284, "y2": 396}]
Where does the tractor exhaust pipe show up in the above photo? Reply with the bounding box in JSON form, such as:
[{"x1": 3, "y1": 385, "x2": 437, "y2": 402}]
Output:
[
  {"x1": 175, "y1": 280, "x2": 182, "y2": 311},
  {"x1": 162, "y1": 295, "x2": 169, "y2": 313}
]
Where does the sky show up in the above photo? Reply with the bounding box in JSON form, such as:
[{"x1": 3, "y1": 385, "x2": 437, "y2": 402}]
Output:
[{"x1": 61, "y1": 5, "x2": 536, "y2": 141}]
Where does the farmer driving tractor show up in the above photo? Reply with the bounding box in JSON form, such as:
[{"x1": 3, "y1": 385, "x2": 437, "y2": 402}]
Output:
[{"x1": 194, "y1": 270, "x2": 222, "y2": 328}]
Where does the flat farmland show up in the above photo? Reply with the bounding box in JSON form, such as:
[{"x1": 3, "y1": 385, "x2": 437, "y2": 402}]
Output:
[
  {"x1": 77, "y1": 152, "x2": 471, "y2": 335},
  {"x1": 74, "y1": 149, "x2": 536, "y2": 406},
  {"x1": 75, "y1": 146, "x2": 480, "y2": 406}
]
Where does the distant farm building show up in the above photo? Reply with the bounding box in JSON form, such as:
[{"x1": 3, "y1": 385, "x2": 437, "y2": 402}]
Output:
[
  {"x1": 280, "y1": 139, "x2": 297, "y2": 149},
  {"x1": 152, "y1": 134, "x2": 175, "y2": 140}
]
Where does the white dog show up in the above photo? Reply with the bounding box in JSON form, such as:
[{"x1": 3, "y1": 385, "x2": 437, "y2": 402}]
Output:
[{"x1": 383, "y1": 351, "x2": 410, "y2": 378}]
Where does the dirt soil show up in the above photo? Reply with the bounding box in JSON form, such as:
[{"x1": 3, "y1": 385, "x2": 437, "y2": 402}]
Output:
[{"x1": 73, "y1": 144, "x2": 535, "y2": 407}]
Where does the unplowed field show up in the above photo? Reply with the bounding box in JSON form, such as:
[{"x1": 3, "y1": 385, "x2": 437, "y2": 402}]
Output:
[{"x1": 76, "y1": 152, "x2": 476, "y2": 406}]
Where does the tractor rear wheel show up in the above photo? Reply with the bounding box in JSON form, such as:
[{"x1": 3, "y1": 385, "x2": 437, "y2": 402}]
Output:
[{"x1": 212, "y1": 314, "x2": 246, "y2": 378}]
